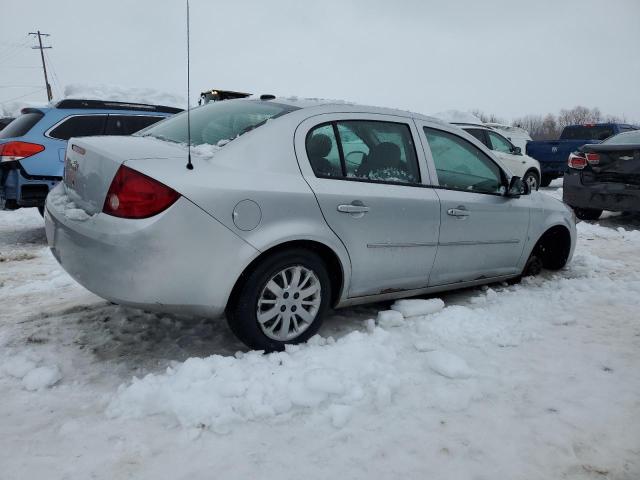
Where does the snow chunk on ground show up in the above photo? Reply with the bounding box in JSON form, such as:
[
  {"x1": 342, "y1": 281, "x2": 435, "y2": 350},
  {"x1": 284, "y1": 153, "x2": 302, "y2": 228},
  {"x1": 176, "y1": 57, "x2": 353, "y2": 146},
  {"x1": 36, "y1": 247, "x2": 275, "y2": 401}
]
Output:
[
  {"x1": 376, "y1": 310, "x2": 404, "y2": 327},
  {"x1": 22, "y1": 365, "x2": 62, "y2": 391},
  {"x1": 391, "y1": 298, "x2": 444, "y2": 317},
  {"x1": 2, "y1": 355, "x2": 38, "y2": 379},
  {"x1": 425, "y1": 351, "x2": 473, "y2": 379}
]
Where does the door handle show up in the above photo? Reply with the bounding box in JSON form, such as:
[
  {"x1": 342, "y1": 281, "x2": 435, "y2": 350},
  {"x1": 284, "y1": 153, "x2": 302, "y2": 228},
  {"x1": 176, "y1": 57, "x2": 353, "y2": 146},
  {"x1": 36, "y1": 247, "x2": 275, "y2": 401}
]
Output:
[
  {"x1": 338, "y1": 203, "x2": 370, "y2": 214},
  {"x1": 447, "y1": 206, "x2": 469, "y2": 218}
]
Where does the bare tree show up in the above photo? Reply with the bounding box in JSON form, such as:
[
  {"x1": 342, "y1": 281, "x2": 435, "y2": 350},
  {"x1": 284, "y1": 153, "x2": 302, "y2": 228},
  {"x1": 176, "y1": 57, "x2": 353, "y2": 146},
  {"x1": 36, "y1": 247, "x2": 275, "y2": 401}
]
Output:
[{"x1": 470, "y1": 109, "x2": 505, "y2": 124}]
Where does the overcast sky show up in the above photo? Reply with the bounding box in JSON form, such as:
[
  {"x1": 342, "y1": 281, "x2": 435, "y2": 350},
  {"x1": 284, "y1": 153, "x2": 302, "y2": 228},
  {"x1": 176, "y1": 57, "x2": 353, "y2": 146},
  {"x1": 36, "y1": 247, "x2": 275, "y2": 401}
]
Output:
[{"x1": 2, "y1": 0, "x2": 639, "y2": 122}]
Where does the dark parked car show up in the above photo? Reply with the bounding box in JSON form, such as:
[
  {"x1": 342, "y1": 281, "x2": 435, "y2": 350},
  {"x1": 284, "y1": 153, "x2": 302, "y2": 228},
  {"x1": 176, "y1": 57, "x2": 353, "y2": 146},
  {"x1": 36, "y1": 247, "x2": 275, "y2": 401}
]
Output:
[
  {"x1": 527, "y1": 123, "x2": 638, "y2": 186},
  {"x1": 0, "y1": 117, "x2": 14, "y2": 132},
  {"x1": 563, "y1": 130, "x2": 640, "y2": 220}
]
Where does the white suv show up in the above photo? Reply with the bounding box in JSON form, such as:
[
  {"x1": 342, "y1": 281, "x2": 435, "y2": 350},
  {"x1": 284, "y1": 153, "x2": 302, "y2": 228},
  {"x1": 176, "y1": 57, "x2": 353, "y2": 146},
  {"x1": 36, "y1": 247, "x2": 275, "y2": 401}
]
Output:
[{"x1": 456, "y1": 123, "x2": 541, "y2": 190}]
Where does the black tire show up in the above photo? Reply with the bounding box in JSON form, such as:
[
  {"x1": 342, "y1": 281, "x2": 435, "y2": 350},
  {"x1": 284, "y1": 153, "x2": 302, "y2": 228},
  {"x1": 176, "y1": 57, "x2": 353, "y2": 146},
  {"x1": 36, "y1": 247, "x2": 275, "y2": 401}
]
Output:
[
  {"x1": 540, "y1": 175, "x2": 554, "y2": 188},
  {"x1": 226, "y1": 248, "x2": 331, "y2": 352},
  {"x1": 574, "y1": 207, "x2": 603, "y2": 221},
  {"x1": 523, "y1": 170, "x2": 540, "y2": 191}
]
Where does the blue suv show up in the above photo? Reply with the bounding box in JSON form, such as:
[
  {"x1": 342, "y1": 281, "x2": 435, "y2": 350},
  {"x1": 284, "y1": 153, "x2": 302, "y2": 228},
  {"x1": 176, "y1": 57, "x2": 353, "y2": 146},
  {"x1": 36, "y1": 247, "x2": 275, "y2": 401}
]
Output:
[{"x1": 0, "y1": 99, "x2": 181, "y2": 213}]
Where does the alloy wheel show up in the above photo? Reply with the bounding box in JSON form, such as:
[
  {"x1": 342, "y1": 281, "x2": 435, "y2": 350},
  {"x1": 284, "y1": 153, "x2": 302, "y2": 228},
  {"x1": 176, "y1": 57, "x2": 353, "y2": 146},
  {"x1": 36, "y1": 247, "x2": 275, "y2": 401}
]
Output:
[{"x1": 256, "y1": 265, "x2": 322, "y2": 341}]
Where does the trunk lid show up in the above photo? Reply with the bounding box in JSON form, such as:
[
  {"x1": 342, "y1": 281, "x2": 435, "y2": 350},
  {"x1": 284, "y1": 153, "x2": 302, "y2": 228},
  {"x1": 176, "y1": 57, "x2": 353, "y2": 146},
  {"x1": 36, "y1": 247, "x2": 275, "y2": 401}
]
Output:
[
  {"x1": 582, "y1": 144, "x2": 640, "y2": 185},
  {"x1": 63, "y1": 135, "x2": 185, "y2": 214}
]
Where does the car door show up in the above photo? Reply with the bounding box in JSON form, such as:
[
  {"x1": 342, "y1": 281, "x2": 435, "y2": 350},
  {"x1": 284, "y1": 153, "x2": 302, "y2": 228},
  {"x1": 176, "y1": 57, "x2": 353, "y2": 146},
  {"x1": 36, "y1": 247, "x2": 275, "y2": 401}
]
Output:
[
  {"x1": 295, "y1": 114, "x2": 441, "y2": 297},
  {"x1": 418, "y1": 125, "x2": 530, "y2": 285}
]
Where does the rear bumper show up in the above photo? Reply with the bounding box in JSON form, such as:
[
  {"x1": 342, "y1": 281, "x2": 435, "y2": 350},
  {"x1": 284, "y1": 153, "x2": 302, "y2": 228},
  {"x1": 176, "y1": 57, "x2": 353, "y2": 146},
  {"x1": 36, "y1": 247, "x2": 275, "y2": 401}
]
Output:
[
  {"x1": 563, "y1": 171, "x2": 640, "y2": 212},
  {"x1": 45, "y1": 184, "x2": 260, "y2": 317},
  {"x1": 0, "y1": 162, "x2": 59, "y2": 209}
]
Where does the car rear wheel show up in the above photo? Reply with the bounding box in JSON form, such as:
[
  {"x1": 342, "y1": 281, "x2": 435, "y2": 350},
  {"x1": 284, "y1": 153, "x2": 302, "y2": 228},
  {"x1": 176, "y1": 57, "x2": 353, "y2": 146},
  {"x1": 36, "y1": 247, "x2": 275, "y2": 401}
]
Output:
[
  {"x1": 573, "y1": 207, "x2": 603, "y2": 221},
  {"x1": 523, "y1": 170, "x2": 540, "y2": 191},
  {"x1": 540, "y1": 174, "x2": 554, "y2": 188},
  {"x1": 226, "y1": 249, "x2": 331, "y2": 351}
]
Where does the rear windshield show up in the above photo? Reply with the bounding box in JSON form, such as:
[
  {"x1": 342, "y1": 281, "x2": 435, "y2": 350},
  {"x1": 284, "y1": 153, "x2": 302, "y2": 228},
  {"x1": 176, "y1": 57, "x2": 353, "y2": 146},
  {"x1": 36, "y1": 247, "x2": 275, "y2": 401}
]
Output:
[
  {"x1": 560, "y1": 125, "x2": 614, "y2": 141},
  {"x1": 136, "y1": 100, "x2": 299, "y2": 146},
  {"x1": 0, "y1": 112, "x2": 44, "y2": 139},
  {"x1": 602, "y1": 130, "x2": 640, "y2": 145}
]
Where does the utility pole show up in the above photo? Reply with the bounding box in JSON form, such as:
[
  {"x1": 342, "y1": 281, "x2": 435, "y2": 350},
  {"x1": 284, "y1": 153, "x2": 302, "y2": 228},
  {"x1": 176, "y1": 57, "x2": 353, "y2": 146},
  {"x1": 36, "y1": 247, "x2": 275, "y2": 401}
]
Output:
[{"x1": 28, "y1": 30, "x2": 53, "y2": 101}]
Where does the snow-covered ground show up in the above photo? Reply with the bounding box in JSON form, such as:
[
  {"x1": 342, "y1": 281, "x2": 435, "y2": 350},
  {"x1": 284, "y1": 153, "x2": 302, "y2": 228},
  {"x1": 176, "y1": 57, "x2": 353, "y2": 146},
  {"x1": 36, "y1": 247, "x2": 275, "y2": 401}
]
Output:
[{"x1": 1, "y1": 183, "x2": 639, "y2": 479}]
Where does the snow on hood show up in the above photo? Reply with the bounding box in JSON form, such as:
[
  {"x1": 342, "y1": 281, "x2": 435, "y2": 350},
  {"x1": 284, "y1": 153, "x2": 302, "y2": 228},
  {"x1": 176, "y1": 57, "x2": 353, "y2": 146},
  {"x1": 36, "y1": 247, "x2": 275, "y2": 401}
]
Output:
[
  {"x1": 62, "y1": 83, "x2": 186, "y2": 109},
  {"x1": 432, "y1": 110, "x2": 483, "y2": 125}
]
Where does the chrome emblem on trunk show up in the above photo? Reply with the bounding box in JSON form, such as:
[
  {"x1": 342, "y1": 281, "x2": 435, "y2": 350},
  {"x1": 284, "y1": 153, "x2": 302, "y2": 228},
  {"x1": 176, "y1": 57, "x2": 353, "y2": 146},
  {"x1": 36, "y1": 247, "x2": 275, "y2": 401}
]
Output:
[{"x1": 619, "y1": 155, "x2": 633, "y2": 161}]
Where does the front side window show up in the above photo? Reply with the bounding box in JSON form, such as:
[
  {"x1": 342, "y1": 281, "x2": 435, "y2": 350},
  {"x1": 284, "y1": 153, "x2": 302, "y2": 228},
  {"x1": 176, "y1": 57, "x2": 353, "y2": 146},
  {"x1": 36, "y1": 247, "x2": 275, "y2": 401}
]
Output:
[
  {"x1": 306, "y1": 120, "x2": 419, "y2": 184},
  {"x1": 424, "y1": 127, "x2": 503, "y2": 194},
  {"x1": 138, "y1": 100, "x2": 298, "y2": 146},
  {"x1": 487, "y1": 131, "x2": 514, "y2": 153},
  {"x1": 48, "y1": 115, "x2": 107, "y2": 140}
]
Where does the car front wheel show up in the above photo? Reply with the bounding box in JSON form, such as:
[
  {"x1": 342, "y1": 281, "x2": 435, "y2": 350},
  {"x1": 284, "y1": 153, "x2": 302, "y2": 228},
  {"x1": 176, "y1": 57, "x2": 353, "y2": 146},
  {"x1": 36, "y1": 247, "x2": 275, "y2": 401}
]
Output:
[
  {"x1": 226, "y1": 249, "x2": 331, "y2": 351},
  {"x1": 523, "y1": 170, "x2": 540, "y2": 191},
  {"x1": 573, "y1": 208, "x2": 603, "y2": 221}
]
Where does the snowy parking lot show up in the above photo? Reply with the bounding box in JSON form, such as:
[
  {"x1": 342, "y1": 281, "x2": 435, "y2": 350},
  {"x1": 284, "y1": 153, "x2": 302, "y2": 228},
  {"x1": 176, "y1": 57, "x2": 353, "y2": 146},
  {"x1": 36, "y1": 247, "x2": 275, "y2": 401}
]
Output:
[{"x1": 1, "y1": 183, "x2": 639, "y2": 479}]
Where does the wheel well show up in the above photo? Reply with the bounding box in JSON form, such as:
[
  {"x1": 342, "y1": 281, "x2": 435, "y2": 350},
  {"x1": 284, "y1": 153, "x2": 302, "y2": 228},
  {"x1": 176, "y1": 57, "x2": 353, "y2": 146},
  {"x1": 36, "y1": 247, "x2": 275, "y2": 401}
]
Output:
[
  {"x1": 532, "y1": 225, "x2": 571, "y2": 270},
  {"x1": 226, "y1": 240, "x2": 345, "y2": 312},
  {"x1": 524, "y1": 168, "x2": 540, "y2": 179}
]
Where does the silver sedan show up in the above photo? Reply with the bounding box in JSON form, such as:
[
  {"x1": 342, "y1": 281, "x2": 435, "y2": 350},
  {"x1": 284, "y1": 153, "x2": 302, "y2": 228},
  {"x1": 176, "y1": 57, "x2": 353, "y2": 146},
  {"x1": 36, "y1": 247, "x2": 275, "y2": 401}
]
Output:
[{"x1": 45, "y1": 98, "x2": 576, "y2": 351}]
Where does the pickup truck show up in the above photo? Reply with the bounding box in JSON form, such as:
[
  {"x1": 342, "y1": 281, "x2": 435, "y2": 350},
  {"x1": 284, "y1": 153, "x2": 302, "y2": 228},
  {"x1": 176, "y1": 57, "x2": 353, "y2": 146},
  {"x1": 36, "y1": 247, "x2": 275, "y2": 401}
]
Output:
[{"x1": 526, "y1": 123, "x2": 638, "y2": 186}]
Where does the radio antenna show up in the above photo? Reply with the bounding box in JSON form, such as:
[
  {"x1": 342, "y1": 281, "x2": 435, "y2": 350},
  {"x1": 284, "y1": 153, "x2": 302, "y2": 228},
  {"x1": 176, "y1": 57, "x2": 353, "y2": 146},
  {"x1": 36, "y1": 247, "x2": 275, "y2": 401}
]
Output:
[{"x1": 185, "y1": 0, "x2": 194, "y2": 170}]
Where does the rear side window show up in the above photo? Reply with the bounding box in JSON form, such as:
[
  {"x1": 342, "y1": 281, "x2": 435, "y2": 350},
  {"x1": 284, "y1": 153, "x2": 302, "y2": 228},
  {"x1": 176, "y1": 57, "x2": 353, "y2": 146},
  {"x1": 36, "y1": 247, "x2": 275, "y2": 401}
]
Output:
[
  {"x1": 48, "y1": 115, "x2": 107, "y2": 140},
  {"x1": 306, "y1": 124, "x2": 343, "y2": 177},
  {"x1": 0, "y1": 112, "x2": 44, "y2": 139},
  {"x1": 306, "y1": 120, "x2": 420, "y2": 184},
  {"x1": 105, "y1": 115, "x2": 165, "y2": 135},
  {"x1": 465, "y1": 128, "x2": 489, "y2": 147},
  {"x1": 424, "y1": 127, "x2": 503, "y2": 194}
]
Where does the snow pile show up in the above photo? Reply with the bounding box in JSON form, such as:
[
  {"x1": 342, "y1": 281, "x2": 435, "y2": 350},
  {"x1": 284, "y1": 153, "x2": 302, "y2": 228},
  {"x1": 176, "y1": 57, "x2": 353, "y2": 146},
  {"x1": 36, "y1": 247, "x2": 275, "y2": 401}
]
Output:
[
  {"x1": 63, "y1": 83, "x2": 186, "y2": 109},
  {"x1": 1, "y1": 354, "x2": 62, "y2": 391},
  {"x1": 425, "y1": 350, "x2": 473, "y2": 379},
  {"x1": 107, "y1": 330, "x2": 406, "y2": 432},
  {"x1": 47, "y1": 185, "x2": 92, "y2": 221},
  {"x1": 432, "y1": 110, "x2": 483, "y2": 125},
  {"x1": 578, "y1": 221, "x2": 640, "y2": 242}
]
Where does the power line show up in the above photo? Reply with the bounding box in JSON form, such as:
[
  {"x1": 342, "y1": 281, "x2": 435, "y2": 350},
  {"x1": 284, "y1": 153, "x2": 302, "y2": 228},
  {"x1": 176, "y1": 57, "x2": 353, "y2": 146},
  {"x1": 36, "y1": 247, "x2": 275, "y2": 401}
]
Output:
[
  {"x1": 28, "y1": 30, "x2": 53, "y2": 102},
  {"x1": 0, "y1": 87, "x2": 45, "y2": 104}
]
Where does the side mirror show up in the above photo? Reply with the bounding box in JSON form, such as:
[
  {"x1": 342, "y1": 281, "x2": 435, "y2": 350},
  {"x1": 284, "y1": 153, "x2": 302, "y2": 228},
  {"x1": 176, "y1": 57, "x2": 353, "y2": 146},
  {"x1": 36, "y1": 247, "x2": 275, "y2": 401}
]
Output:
[
  {"x1": 511, "y1": 146, "x2": 522, "y2": 155},
  {"x1": 506, "y1": 176, "x2": 529, "y2": 197}
]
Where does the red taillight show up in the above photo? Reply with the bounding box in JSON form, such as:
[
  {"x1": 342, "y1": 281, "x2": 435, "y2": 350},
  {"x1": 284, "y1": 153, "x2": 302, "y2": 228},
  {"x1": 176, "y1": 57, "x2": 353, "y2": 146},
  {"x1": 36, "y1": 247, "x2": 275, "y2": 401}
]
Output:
[
  {"x1": 103, "y1": 165, "x2": 180, "y2": 219},
  {"x1": 0, "y1": 141, "x2": 45, "y2": 162},
  {"x1": 568, "y1": 152, "x2": 588, "y2": 169},
  {"x1": 585, "y1": 152, "x2": 600, "y2": 164}
]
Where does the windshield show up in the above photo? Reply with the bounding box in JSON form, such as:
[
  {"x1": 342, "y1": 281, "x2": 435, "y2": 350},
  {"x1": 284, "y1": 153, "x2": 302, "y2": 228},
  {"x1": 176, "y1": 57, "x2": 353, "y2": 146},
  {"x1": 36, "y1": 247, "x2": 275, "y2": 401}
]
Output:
[
  {"x1": 603, "y1": 130, "x2": 640, "y2": 145},
  {"x1": 560, "y1": 125, "x2": 615, "y2": 141},
  {"x1": 137, "y1": 99, "x2": 298, "y2": 146}
]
